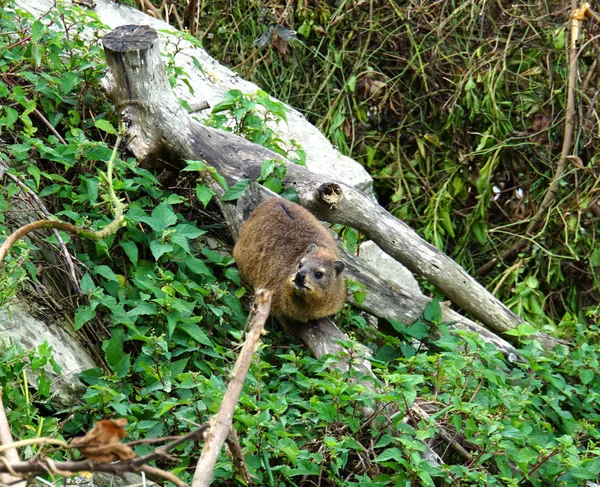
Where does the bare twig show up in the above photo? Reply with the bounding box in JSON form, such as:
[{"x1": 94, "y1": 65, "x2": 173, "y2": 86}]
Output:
[
  {"x1": 192, "y1": 289, "x2": 272, "y2": 487},
  {"x1": 0, "y1": 390, "x2": 26, "y2": 487},
  {"x1": 226, "y1": 426, "x2": 252, "y2": 485}
]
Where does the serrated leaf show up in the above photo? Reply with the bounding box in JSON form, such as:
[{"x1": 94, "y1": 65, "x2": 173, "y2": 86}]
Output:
[
  {"x1": 74, "y1": 305, "x2": 96, "y2": 331},
  {"x1": 150, "y1": 240, "x2": 173, "y2": 260},
  {"x1": 263, "y1": 176, "x2": 282, "y2": 193},
  {"x1": 184, "y1": 255, "x2": 214, "y2": 278},
  {"x1": 504, "y1": 322, "x2": 538, "y2": 337},
  {"x1": 128, "y1": 302, "x2": 159, "y2": 317},
  {"x1": 178, "y1": 322, "x2": 212, "y2": 346},
  {"x1": 105, "y1": 330, "x2": 127, "y2": 371},
  {"x1": 94, "y1": 265, "x2": 120, "y2": 283},
  {"x1": 31, "y1": 20, "x2": 45, "y2": 42},
  {"x1": 120, "y1": 240, "x2": 139, "y2": 267},
  {"x1": 221, "y1": 179, "x2": 250, "y2": 201},
  {"x1": 175, "y1": 224, "x2": 206, "y2": 239},
  {"x1": 580, "y1": 368, "x2": 594, "y2": 385},
  {"x1": 80, "y1": 273, "x2": 96, "y2": 294},
  {"x1": 195, "y1": 184, "x2": 214, "y2": 207},
  {"x1": 423, "y1": 298, "x2": 442, "y2": 323},
  {"x1": 376, "y1": 447, "x2": 404, "y2": 463},
  {"x1": 260, "y1": 159, "x2": 276, "y2": 179},
  {"x1": 140, "y1": 202, "x2": 178, "y2": 232}
]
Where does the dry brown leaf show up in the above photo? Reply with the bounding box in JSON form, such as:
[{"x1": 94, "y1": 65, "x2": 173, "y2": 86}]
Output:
[{"x1": 71, "y1": 418, "x2": 136, "y2": 463}]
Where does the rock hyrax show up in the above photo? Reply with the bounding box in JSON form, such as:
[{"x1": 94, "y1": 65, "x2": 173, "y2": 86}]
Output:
[{"x1": 233, "y1": 198, "x2": 346, "y2": 322}]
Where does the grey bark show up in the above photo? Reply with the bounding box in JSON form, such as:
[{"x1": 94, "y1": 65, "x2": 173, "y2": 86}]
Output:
[{"x1": 100, "y1": 23, "x2": 561, "y2": 350}]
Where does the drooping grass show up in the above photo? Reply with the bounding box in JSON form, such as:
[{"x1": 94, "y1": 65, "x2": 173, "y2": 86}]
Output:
[{"x1": 187, "y1": 0, "x2": 600, "y2": 331}]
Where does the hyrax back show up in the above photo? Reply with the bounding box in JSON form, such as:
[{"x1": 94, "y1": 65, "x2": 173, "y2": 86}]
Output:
[{"x1": 233, "y1": 198, "x2": 346, "y2": 322}]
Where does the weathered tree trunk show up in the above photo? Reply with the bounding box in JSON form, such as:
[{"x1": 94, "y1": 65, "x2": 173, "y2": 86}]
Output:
[
  {"x1": 101, "y1": 24, "x2": 561, "y2": 350},
  {"x1": 235, "y1": 184, "x2": 521, "y2": 359}
]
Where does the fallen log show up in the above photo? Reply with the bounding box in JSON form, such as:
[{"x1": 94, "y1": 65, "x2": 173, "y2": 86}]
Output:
[{"x1": 100, "y1": 24, "x2": 561, "y2": 350}]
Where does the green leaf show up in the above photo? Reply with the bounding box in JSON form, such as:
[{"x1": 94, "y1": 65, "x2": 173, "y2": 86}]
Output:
[
  {"x1": 195, "y1": 184, "x2": 214, "y2": 207},
  {"x1": 179, "y1": 322, "x2": 212, "y2": 346},
  {"x1": 290, "y1": 460, "x2": 320, "y2": 476},
  {"x1": 128, "y1": 302, "x2": 159, "y2": 317},
  {"x1": 80, "y1": 273, "x2": 96, "y2": 294},
  {"x1": 221, "y1": 179, "x2": 250, "y2": 201},
  {"x1": 26, "y1": 165, "x2": 41, "y2": 188},
  {"x1": 140, "y1": 202, "x2": 178, "y2": 232},
  {"x1": 94, "y1": 265, "x2": 120, "y2": 283},
  {"x1": 263, "y1": 176, "x2": 282, "y2": 194},
  {"x1": 184, "y1": 256, "x2": 214, "y2": 278},
  {"x1": 423, "y1": 298, "x2": 442, "y2": 323},
  {"x1": 174, "y1": 223, "x2": 206, "y2": 240},
  {"x1": 504, "y1": 322, "x2": 538, "y2": 337},
  {"x1": 579, "y1": 368, "x2": 594, "y2": 385},
  {"x1": 404, "y1": 319, "x2": 430, "y2": 340},
  {"x1": 150, "y1": 240, "x2": 173, "y2": 260},
  {"x1": 260, "y1": 159, "x2": 276, "y2": 179},
  {"x1": 105, "y1": 330, "x2": 130, "y2": 376},
  {"x1": 375, "y1": 447, "x2": 404, "y2": 463},
  {"x1": 74, "y1": 305, "x2": 96, "y2": 331},
  {"x1": 95, "y1": 119, "x2": 117, "y2": 135},
  {"x1": 31, "y1": 20, "x2": 45, "y2": 42},
  {"x1": 120, "y1": 240, "x2": 139, "y2": 267}
]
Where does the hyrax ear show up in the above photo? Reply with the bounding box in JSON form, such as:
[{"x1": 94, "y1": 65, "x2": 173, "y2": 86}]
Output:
[
  {"x1": 333, "y1": 260, "x2": 345, "y2": 275},
  {"x1": 302, "y1": 243, "x2": 319, "y2": 257}
]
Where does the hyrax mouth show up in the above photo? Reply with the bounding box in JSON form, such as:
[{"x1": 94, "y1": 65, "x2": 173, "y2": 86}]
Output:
[{"x1": 291, "y1": 273, "x2": 310, "y2": 291}]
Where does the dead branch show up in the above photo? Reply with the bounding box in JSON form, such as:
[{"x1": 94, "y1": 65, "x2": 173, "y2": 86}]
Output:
[
  {"x1": 0, "y1": 161, "x2": 79, "y2": 289},
  {"x1": 192, "y1": 289, "x2": 271, "y2": 487}
]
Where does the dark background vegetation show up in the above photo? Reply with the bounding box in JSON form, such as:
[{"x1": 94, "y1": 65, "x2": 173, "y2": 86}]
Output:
[
  {"x1": 194, "y1": 0, "x2": 600, "y2": 331},
  {"x1": 0, "y1": 0, "x2": 599, "y2": 486}
]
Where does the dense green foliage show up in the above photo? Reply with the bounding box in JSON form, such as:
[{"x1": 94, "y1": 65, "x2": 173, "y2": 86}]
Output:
[
  {"x1": 197, "y1": 0, "x2": 600, "y2": 331},
  {"x1": 0, "y1": 1, "x2": 599, "y2": 487}
]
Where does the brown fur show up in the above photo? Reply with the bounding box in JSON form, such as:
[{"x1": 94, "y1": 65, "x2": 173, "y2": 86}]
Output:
[{"x1": 233, "y1": 198, "x2": 346, "y2": 322}]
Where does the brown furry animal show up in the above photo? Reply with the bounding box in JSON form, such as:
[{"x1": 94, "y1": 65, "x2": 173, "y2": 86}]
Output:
[{"x1": 233, "y1": 198, "x2": 346, "y2": 322}]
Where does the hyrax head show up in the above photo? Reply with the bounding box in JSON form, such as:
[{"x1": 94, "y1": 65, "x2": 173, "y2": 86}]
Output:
[{"x1": 290, "y1": 243, "x2": 345, "y2": 295}]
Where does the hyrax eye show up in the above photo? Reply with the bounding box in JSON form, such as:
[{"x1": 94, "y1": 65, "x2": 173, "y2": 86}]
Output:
[
  {"x1": 314, "y1": 271, "x2": 324, "y2": 279},
  {"x1": 298, "y1": 263, "x2": 303, "y2": 269}
]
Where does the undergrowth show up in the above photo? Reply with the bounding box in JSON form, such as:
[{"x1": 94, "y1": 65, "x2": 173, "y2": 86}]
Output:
[{"x1": 0, "y1": 1, "x2": 599, "y2": 487}]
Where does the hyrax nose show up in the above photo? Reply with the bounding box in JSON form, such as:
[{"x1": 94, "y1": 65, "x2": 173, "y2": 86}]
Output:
[{"x1": 294, "y1": 270, "x2": 306, "y2": 286}]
